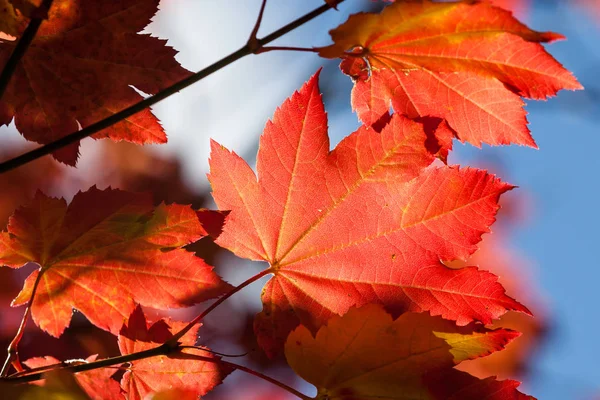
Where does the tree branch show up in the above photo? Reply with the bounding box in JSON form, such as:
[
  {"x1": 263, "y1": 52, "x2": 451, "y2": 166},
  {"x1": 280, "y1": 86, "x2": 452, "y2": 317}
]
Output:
[
  {"x1": 0, "y1": 0, "x2": 54, "y2": 100},
  {"x1": 2, "y1": 344, "x2": 169, "y2": 383},
  {"x1": 166, "y1": 268, "x2": 272, "y2": 345},
  {"x1": 0, "y1": 0, "x2": 344, "y2": 174},
  {"x1": 185, "y1": 352, "x2": 312, "y2": 400},
  {"x1": 247, "y1": 0, "x2": 268, "y2": 52},
  {"x1": 1, "y1": 268, "x2": 273, "y2": 384}
]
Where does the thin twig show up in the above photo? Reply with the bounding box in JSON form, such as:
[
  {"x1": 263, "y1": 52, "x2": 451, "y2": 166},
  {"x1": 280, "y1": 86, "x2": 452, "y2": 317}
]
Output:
[
  {"x1": 0, "y1": 0, "x2": 54, "y2": 100},
  {"x1": 247, "y1": 0, "x2": 268, "y2": 51},
  {"x1": 256, "y1": 46, "x2": 319, "y2": 54},
  {"x1": 3, "y1": 268, "x2": 273, "y2": 383},
  {"x1": 183, "y1": 352, "x2": 312, "y2": 400},
  {"x1": 166, "y1": 268, "x2": 272, "y2": 345},
  {"x1": 3, "y1": 344, "x2": 170, "y2": 383},
  {"x1": 0, "y1": 269, "x2": 45, "y2": 376},
  {"x1": 8, "y1": 348, "x2": 310, "y2": 399},
  {"x1": 179, "y1": 346, "x2": 248, "y2": 358},
  {"x1": 0, "y1": 0, "x2": 345, "y2": 174}
]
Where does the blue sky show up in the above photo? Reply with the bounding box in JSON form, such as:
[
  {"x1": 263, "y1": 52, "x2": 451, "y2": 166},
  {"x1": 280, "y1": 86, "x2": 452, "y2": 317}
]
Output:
[{"x1": 455, "y1": 3, "x2": 600, "y2": 398}]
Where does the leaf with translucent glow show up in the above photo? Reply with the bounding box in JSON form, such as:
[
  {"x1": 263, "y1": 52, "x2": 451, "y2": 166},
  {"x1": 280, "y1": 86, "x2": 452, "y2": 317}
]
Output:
[
  {"x1": 118, "y1": 307, "x2": 231, "y2": 400},
  {"x1": 285, "y1": 304, "x2": 532, "y2": 400},
  {"x1": 0, "y1": 0, "x2": 191, "y2": 165},
  {"x1": 0, "y1": 186, "x2": 231, "y2": 337},
  {"x1": 208, "y1": 72, "x2": 528, "y2": 356},
  {"x1": 152, "y1": 389, "x2": 199, "y2": 400},
  {"x1": 318, "y1": 0, "x2": 582, "y2": 146}
]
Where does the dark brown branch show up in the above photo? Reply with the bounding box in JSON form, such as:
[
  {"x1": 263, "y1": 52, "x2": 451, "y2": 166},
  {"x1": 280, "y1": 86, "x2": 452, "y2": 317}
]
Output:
[
  {"x1": 4, "y1": 344, "x2": 172, "y2": 383},
  {"x1": 0, "y1": 0, "x2": 54, "y2": 100},
  {"x1": 0, "y1": 0, "x2": 344, "y2": 174},
  {"x1": 247, "y1": 0, "x2": 268, "y2": 51},
  {"x1": 2, "y1": 268, "x2": 272, "y2": 383}
]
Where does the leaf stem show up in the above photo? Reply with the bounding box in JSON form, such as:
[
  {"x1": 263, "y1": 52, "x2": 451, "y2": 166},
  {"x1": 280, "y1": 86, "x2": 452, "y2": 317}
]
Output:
[
  {"x1": 166, "y1": 268, "x2": 273, "y2": 345},
  {"x1": 0, "y1": 0, "x2": 54, "y2": 101},
  {"x1": 0, "y1": 0, "x2": 345, "y2": 174},
  {"x1": 178, "y1": 346, "x2": 248, "y2": 358},
  {"x1": 256, "y1": 46, "x2": 320, "y2": 54},
  {"x1": 0, "y1": 268, "x2": 45, "y2": 377},
  {"x1": 183, "y1": 351, "x2": 312, "y2": 400},
  {"x1": 1, "y1": 268, "x2": 273, "y2": 384}
]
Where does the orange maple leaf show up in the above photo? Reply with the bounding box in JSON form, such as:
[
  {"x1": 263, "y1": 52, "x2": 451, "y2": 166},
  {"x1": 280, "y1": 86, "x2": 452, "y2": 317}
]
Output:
[
  {"x1": 318, "y1": 0, "x2": 582, "y2": 147},
  {"x1": 208, "y1": 72, "x2": 529, "y2": 356}
]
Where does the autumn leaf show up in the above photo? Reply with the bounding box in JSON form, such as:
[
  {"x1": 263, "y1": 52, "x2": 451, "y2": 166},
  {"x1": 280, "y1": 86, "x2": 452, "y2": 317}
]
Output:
[
  {"x1": 0, "y1": 0, "x2": 23, "y2": 38},
  {"x1": 0, "y1": 369, "x2": 97, "y2": 400},
  {"x1": 0, "y1": 0, "x2": 191, "y2": 165},
  {"x1": 318, "y1": 0, "x2": 582, "y2": 146},
  {"x1": 0, "y1": 186, "x2": 231, "y2": 337},
  {"x1": 208, "y1": 72, "x2": 528, "y2": 356},
  {"x1": 151, "y1": 389, "x2": 199, "y2": 400},
  {"x1": 8, "y1": 0, "x2": 45, "y2": 19},
  {"x1": 118, "y1": 307, "x2": 231, "y2": 400},
  {"x1": 24, "y1": 355, "x2": 123, "y2": 400},
  {"x1": 26, "y1": 370, "x2": 92, "y2": 400},
  {"x1": 285, "y1": 304, "x2": 532, "y2": 400}
]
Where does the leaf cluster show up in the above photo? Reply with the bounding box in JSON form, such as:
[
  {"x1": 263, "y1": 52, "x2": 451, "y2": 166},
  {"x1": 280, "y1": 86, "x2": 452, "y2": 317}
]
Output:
[{"x1": 0, "y1": 0, "x2": 581, "y2": 398}]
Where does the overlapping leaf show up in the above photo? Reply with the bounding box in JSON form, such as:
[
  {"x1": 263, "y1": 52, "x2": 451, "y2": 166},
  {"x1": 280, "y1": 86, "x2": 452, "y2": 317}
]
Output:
[
  {"x1": 0, "y1": 0, "x2": 24, "y2": 38},
  {"x1": 0, "y1": 186, "x2": 231, "y2": 337},
  {"x1": 6, "y1": 369, "x2": 93, "y2": 399},
  {"x1": 24, "y1": 356, "x2": 123, "y2": 400},
  {"x1": 0, "y1": 0, "x2": 191, "y2": 165},
  {"x1": 208, "y1": 72, "x2": 528, "y2": 356},
  {"x1": 285, "y1": 304, "x2": 532, "y2": 399},
  {"x1": 8, "y1": 0, "x2": 43, "y2": 19},
  {"x1": 118, "y1": 307, "x2": 231, "y2": 400},
  {"x1": 318, "y1": 0, "x2": 582, "y2": 146}
]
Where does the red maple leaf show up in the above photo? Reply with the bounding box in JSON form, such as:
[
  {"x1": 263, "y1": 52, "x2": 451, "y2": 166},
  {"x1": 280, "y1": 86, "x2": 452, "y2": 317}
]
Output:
[
  {"x1": 118, "y1": 307, "x2": 232, "y2": 400},
  {"x1": 208, "y1": 72, "x2": 529, "y2": 356},
  {"x1": 0, "y1": 186, "x2": 231, "y2": 337},
  {"x1": 318, "y1": 0, "x2": 582, "y2": 147},
  {"x1": 0, "y1": 0, "x2": 191, "y2": 165}
]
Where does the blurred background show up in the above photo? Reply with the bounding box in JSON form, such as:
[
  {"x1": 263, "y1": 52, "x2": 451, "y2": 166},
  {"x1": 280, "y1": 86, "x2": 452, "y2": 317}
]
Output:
[{"x1": 0, "y1": 0, "x2": 599, "y2": 398}]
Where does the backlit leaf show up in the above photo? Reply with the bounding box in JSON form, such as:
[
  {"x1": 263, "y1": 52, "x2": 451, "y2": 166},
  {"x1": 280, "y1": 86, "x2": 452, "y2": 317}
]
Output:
[
  {"x1": 285, "y1": 304, "x2": 532, "y2": 400},
  {"x1": 0, "y1": 186, "x2": 231, "y2": 337},
  {"x1": 208, "y1": 72, "x2": 528, "y2": 356},
  {"x1": 24, "y1": 356, "x2": 123, "y2": 400},
  {"x1": 318, "y1": 0, "x2": 582, "y2": 146},
  {"x1": 118, "y1": 307, "x2": 231, "y2": 400}
]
